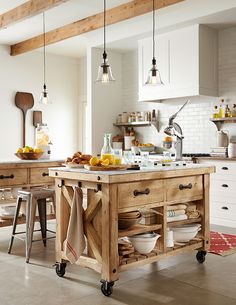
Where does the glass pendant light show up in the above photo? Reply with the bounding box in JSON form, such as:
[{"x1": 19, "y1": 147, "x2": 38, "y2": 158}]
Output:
[
  {"x1": 39, "y1": 12, "x2": 51, "y2": 104},
  {"x1": 145, "y1": 0, "x2": 163, "y2": 86},
  {"x1": 96, "y1": 0, "x2": 115, "y2": 83}
]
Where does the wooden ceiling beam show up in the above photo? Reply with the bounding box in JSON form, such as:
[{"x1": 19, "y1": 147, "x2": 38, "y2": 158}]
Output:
[
  {"x1": 0, "y1": 0, "x2": 69, "y2": 29},
  {"x1": 10, "y1": 0, "x2": 184, "y2": 56}
]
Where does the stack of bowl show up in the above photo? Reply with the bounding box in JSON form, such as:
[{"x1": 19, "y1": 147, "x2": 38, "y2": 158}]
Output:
[
  {"x1": 118, "y1": 211, "x2": 141, "y2": 230},
  {"x1": 172, "y1": 224, "x2": 201, "y2": 242}
]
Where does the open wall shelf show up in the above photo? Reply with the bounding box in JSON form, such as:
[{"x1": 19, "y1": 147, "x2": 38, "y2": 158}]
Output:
[{"x1": 210, "y1": 117, "x2": 236, "y2": 131}]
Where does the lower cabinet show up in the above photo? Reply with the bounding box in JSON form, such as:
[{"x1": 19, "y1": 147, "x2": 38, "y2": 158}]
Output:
[{"x1": 198, "y1": 159, "x2": 236, "y2": 228}]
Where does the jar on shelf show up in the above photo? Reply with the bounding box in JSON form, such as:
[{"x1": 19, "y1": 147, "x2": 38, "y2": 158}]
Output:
[
  {"x1": 36, "y1": 123, "x2": 50, "y2": 147},
  {"x1": 121, "y1": 112, "x2": 128, "y2": 123}
]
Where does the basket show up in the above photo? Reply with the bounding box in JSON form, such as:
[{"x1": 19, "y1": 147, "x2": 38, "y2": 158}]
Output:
[{"x1": 15, "y1": 152, "x2": 43, "y2": 160}]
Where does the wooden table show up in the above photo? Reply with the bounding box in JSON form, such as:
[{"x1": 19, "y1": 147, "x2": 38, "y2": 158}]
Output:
[
  {"x1": 49, "y1": 164, "x2": 215, "y2": 296},
  {"x1": 0, "y1": 159, "x2": 62, "y2": 227}
]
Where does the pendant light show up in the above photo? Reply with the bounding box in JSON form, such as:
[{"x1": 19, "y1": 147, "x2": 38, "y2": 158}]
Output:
[
  {"x1": 39, "y1": 12, "x2": 51, "y2": 104},
  {"x1": 145, "y1": 0, "x2": 163, "y2": 86},
  {"x1": 96, "y1": 0, "x2": 115, "y2": 83}
]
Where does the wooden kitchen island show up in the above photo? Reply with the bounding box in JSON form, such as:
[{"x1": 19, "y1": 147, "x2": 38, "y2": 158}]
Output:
[{"x1": 49, "y1": 164, "x2": 215, "y2": 296}]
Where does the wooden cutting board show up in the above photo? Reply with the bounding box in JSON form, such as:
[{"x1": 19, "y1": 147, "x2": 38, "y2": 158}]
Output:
[{"x1": 84, "y1": 164, "x2": 128, "y2": 171}]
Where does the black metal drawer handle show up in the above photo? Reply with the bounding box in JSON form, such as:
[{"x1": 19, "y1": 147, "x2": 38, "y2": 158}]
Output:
[
  {"x1": 221, "y1": 206, "x2": 229, "y2": 210},
  {"x1": 0, "y1": 174, "x2": 14, "y2": 180},
  {"x1": 42, "y1": 172, "x2": 49, "y2": 177},
  {"x1": 133, "y1": 188, "x2": 150, "y2": 197},
  {"x1": 222, "y1": 167, "x2": 228, "y2": 170},
  {"x1": 179, "y1": 183, "x2": 192, "y2": 190},
  {"x1": 222, "y1": 184, "x2": 228, "y2": 188}
]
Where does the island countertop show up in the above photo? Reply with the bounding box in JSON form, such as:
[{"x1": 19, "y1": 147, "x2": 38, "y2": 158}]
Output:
[{"x1": 49, "y1": 163, "x2": 215, "y2": 184}]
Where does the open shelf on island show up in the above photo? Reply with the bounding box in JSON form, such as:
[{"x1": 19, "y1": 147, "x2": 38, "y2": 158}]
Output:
[
  {"x1": 118, "y1": 223, "x2": 162, "y2": 238},
  {"x1": 210, "y1": 117, "x2": 236, "y2": 130},
  {"x1": 167, "y1": 217, "x2": 202, "y2": 227}
]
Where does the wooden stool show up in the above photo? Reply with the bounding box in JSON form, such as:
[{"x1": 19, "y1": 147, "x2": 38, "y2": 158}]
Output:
[{"x1": 8, "y1": 189, "x2": 56, "y2": 263}]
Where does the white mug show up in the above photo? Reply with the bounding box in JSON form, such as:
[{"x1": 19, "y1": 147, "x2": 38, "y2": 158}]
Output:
[
  {"x1": 166, "y1": 230, "x2": 174, "y2": 247},
  {"x1": 228, "y1": 143, "x2": 236, "y2": 158}
]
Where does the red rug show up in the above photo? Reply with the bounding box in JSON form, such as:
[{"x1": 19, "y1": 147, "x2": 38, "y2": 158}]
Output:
[{"x1": 210, "y1": 231, "x2": 236, "y2": 256}]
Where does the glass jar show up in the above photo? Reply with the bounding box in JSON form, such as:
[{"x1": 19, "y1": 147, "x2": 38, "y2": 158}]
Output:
[
  {"x1": 101, "y1": 133, "x2": 114, "y2": 165},
  {"x1": 36, "y1": 123, "x2": 50, "y2": 147}
]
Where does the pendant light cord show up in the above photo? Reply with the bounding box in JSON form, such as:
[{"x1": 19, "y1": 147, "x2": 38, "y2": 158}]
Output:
[
  {"x1": 43, "y1": 12, "x2": 46, "y2": 87},
  {"x1": 103, "y1": 0, "x2": 106, "y2": 60},
  {"x1": 152, "y1": 0, "x2": 155, "y2": 61}
]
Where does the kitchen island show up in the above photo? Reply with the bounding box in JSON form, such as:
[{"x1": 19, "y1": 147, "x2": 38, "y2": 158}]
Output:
[{"x1": 49, "y1": 164, "x2": 215, "y2": 296}]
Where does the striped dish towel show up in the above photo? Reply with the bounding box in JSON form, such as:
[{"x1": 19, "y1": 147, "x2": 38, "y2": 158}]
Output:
[
  {"x1": 63, "y1": 187, "x2": 85, "y2": 264},
  {"x1": 167, "y1": 209, "x2": 186, "y2": 217}
]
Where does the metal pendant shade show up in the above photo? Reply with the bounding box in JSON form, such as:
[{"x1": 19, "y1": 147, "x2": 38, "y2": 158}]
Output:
[
  {"x1": 39, "y1": 12, "x2": 51, "y2": 104},
  {"x1": 145, "y1": 0, "x2": 163, "y2": 86},
  {"x1": 96, "y1": 0, "x2": 115, "y2": 83}
]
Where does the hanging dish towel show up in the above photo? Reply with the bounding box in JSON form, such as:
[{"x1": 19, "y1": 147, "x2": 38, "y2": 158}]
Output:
[{"x1": 63, "y1": 187, "x2": 85, "y2": 264}]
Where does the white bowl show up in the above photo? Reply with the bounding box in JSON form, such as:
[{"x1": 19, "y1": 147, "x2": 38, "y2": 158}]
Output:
[
  {"x1": 128, "y1": 233, "x2": 161, "y2": 254},
  {"x1": 172, "y1": 224, "x2": 201, "y2": 242}
]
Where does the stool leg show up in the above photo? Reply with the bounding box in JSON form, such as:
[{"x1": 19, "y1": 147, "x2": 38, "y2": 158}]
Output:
[
  {"x1": 26, "y1": 196, "x2": 37, "y2": 263},
  {"x1": 52, "y1": 194, "x2": 56, "y2": 217},
  {"x1": 8, "y1": 197, "x2": 22, "y2": 254},
  {"x1": 38, "y1": 199, "x2": 47, "y2": 247}
]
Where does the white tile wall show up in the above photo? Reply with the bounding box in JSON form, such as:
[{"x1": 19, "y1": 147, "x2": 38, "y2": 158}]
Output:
[{"x1": 120, "y1": 26, "x2": 236, "y2": 153}]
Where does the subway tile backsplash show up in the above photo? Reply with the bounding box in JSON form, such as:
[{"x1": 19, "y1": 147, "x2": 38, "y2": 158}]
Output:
[{"x1": 121, "y1": 27, "x2": 236, "y2": 153}]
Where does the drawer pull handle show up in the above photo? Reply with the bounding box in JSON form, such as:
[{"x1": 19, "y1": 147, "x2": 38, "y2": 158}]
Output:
[
  {"x1": 42, "y1": 172, "x2": 49, "y2": 177},
  {"x1": 221, "y1": 206, "x2": 229, "y2": 210},
  {"x1": 222, "y1": 184, "x2": 228, "y2": 188},
  {"x1": 0, "y1": 174, "x2": 14, "y2": 180},
  {"x1": 222, "y1": 167, "x2": 228, "y2": 170},
  {"x1": 133, "y1": 188, "x2": 150, "y2": 197},
  {"x1": 179, "y1": 183, "x2": 192, "y2": 190}
]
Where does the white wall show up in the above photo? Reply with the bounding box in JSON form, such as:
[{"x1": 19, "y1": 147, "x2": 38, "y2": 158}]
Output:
[
  {"x1": 87, "y1": 48, "x2": 123, "y2": 155},
  {"x1": 0, "y1": 45, "x2": 80, "y2": 160},
  {"x1": 121, "y1": 26, "x2": 236, "y2": 153}
]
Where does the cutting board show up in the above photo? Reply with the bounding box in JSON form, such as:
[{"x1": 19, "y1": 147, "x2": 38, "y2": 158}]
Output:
[{"x1": 84, "y1": 164, "x2": 128, "y2": 171}]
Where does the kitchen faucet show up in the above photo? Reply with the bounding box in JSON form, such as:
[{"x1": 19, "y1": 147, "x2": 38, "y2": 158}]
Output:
[{"x1": 164, "y1": 100, "x2": 190, "y2": 160}]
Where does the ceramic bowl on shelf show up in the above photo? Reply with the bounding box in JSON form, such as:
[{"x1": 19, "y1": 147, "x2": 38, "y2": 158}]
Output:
[
  {"x1": 118, "y1": 215, "x2": 141, "y2": 230},
  {"x1": 128, "y1": 233, "x2": 161, "y2": 254},
  {"x1": 138, "y1": 146, "x2": 155, "y2": 153},
  {"x1": 172, "y1": 224, "x2": 201, "y2": 242},
  {"x1": 15, "y1": 152, "x2": 43, "y2": 160}
]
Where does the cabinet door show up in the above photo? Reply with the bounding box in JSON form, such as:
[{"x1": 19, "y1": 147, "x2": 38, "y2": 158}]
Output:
[{"x1": 138, "y1": 35, "x2": 170, "y2": 101}]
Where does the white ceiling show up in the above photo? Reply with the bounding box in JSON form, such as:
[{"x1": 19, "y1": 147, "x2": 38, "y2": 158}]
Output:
[{"x1": 1, "y1": 0, "x2": 236, "y2": 58}]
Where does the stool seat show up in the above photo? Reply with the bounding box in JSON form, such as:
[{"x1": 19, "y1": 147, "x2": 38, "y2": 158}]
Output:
[{"x1": 8, "y1": 188, "x2": 56, "y2": 263}]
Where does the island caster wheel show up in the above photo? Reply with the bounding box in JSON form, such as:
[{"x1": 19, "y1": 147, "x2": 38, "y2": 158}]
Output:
[
  {"x1": 196, "y1": 251, "x2": 207, "y2": 263},
  {"x1": 100, "y1": 280, "x2": 114, "y2": 297},
  {"x1": 55, "y1": 262, "x2": 67, "y2": 277}
]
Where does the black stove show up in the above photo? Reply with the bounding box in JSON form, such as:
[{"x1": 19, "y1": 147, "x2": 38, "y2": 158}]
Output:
[{"x1": 182, "y1": 153, "x2": 211, "y2": 158}]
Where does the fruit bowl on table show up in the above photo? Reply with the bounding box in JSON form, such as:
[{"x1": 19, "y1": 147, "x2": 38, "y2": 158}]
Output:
[
  {"x1": 15, "y1": 152, "x2": 43, "y2": 160},
  {"x1": 138, "y1": 145, "x2": 155, "y2": 153}
]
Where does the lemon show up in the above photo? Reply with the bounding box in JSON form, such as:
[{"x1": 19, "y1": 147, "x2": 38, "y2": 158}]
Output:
[
  {"x1": 101, "y1": 159, "x2": 109, "y2": 166},
  {"x1": 23, "y1": 147, "x2": 30, "y2": 153},
  {"x1": 90, "y1": 156, "x2": 100, "y2": 166},
  {"x1": 17, "y1": 148, "x2": 23, "y2": 154}
]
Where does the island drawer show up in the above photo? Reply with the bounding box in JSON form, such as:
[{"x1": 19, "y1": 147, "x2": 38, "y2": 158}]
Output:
[
  {"x1": 0, "y1": 169, "x2": 27, "y2": 187},
  {"x1": 118, "y1": 180, "x2": 164, "y2": 208},
  {"x1": 30, "y1": 168, "x2": 54, "y2": 184},
  {"x1": 166, "y1": 175, "x2": 203, "y2": 202}
]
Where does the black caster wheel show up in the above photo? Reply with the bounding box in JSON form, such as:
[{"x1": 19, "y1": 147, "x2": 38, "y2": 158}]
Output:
[
  {"x1": 100, "y1": 280, "x2": 114, "y2": 297},
  {"x1": 55, "y1": 262, "x2": 67, "y2": 277},
  {"x1": 196, "y1": 251, "x2": 207, "y2": 263}
]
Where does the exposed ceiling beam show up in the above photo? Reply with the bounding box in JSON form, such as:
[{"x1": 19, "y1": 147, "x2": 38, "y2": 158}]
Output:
[
  {"x1": 0, "y1": 0, "x2": 69, "y2": 29},
  {"x1": 11, "y1": 0, "x2": 185, "y2": 56}
]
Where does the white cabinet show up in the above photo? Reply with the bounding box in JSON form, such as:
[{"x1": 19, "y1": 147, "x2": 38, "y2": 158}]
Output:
[
  {"x1": 198, "y1": 159, "x2": 236, "y2": 228},
  {"x1": 138, "y1": 25, "x2": 218, "y2": 102}
]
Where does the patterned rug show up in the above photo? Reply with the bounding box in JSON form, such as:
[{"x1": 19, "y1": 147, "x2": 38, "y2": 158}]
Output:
[{"x1": 210, "y1": 231, "x2": 236, "y2": 256}]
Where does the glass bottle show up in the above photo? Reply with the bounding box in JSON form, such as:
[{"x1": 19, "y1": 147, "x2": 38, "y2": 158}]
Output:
[
  {"x1": 232, "y1": 104, "x2": 236, "y2": 117},
  {"x1": 36, "y1": 123, "x2": 50, "y2": 147},
  {"x1": 213, "y1": 106, "x2": 218, "y2": 118},
  {"x1": 218, "y1": 99, "x2": 225, "y2": 118},
  {"x1": 225, "y1": 104, "x2": 231, "y2": 118},
  {"x1": 101, "y1": 133, "x2": 114, "y2": 165}
]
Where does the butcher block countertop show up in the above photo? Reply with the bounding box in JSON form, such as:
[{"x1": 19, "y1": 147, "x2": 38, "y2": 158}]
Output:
[{"x1": 49, "y1": 164, "x2": 215, "y2": 184}]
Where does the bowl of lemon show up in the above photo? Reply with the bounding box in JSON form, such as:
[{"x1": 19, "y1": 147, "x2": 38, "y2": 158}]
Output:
[
  {"x1": 138, "y1": 143, "x2": 155, "y2": 153},
  {"x1": 15, "y1": 146, "x2": 44, "y2": 160}
]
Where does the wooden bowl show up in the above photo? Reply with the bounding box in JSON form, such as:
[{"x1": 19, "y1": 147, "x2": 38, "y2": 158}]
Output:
[
  {"x1": 15, "y1": 152, "x2": 43, "y2": 160},
  {"x1": 118, "y1": 215, "x2": 141, "y2": 230}
]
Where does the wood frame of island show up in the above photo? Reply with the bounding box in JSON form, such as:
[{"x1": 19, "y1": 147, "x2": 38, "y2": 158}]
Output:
[
  {"x1": 49, "y1": 165, "x2": 215, "y2": 295},
  {"x1": 0, "y1": 160, "x2": 62, "y2": 227}
]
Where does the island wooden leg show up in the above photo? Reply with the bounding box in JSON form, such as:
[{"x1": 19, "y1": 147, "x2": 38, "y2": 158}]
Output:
[
  {"x1": 201, "y1": 174, "x2": 210, "y2": 251},
  {"x1": 101, "y1": 184, "x2": 119, "y2": 284}
]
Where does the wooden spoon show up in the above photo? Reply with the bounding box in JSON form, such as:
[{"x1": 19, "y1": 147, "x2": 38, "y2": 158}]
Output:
[{"x1": 15, "y1": 92, "x2": 34, "y2": 147}]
